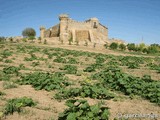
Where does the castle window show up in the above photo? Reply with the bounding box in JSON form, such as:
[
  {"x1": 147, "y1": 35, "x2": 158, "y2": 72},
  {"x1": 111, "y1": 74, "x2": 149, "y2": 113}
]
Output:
[{"x1": 93, "y1": 22, "x2": 97, "y2": 28}]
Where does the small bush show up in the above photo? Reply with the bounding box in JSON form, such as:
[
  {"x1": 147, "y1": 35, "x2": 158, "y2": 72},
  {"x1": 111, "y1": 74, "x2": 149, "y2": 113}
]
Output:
[
  {"x1": 109, "y1": 42, "x2": 118, "y2": 50},
  {"x1": 4, "y1": 97, "x2": 36, "y2": 115},
  {"x1": 58, "y1": 99, "x2": 110, "y2": 120},
  {"x1": 60, "y1": 65, "x2": 77, "y2": 74},
  {"x1": 3, "y1": 66, "x2": 20, "y2": 76},
  {"x1": 2, "y1": 49, "x2": 13, "y2": 58},
  {"x1": 119, "y1": 44, "x2": 126, "y2": 50},
  {"x1": 0, "y1": 36, "x2": 6, "y2": 43},
  {"x1": 4, "y1": 59, "x2": 13, "y2": 63}
]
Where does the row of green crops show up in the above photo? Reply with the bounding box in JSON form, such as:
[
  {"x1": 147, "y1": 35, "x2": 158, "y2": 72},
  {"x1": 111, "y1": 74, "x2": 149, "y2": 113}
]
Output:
[
  {"x1": 54, "y1": 83, "x2": 115, "y2": 100},
  {"x1": 91, "y1": 66, "x2": 160, "y2": 105},
  {"x1": 17, "y1": 72, "x2": 71, "y2": 91},
  {"x1": 58, "y1": 99, "x2": 110, "y2": 120},
  {"x1": 2, "y1": 97, "x2": 36, "y2": 115},
  {"x1": 60, "y1": 65, "x2": 78, "y2": 74}
]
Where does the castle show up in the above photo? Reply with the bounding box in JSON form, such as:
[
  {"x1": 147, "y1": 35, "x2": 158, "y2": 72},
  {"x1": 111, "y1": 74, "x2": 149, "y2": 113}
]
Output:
[{"x1": 40, "y1": 14, "x2": 109, "y2": 44}]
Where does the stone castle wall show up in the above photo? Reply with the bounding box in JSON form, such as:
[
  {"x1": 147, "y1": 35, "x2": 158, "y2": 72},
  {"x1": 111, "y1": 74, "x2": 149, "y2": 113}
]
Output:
[
  {"x1": 67, "y1": 19, "x2": 91, "y2": 30},
  {"x1": 75, "y1": 30, "x2": 90, "y2": 41},
  {"x1": 44, "y1": 24, "x2": 60, "y2": 38},
  {"x1": 40, "y1": 14, "x2": 109, "y2": 44}
]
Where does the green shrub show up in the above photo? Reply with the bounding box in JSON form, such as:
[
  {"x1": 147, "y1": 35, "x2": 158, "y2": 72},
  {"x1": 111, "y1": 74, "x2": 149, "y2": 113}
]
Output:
[
  {"x1": 60, "y1": 65, "x2": 77, "y2": 74},
  {"x1": 31, "y1": 61, "x2": 40, "y2": 67},
  {"x1": 127, "y1": 43, "x2": 136, "y2": 51},
  {"x1": 4, "y1": 59, "x2": 13, "y2": 63},
  {"x1": 17, "y1": 72, "x2": 70, "y2": 91},
  {"x1": 1, "y1": 49, "x2": 13, "y2": 58},
  {"x1": 3, "y1": 66, "x2": 20, "y2": 76},
  {"x1": 92, "y1": 66, "x2": 160, "y2": 105},
  {"x1": 109, "y1": 42, "x2": 118, "y2": 50},
  {"x1": 127, "y1": 62, "x2": 139, "y2": 69},
  {"x1": 4, "y1": 97, "x2": 36, "y2": 115},
  {"x1": 54, "y1": 84, "x2": 115, "y2": 100},
  {"x1": 19, "y1": 64, "x2": 25, "y2": 69},
  {"x1": 83, "y1": 66, "x2": 96, "y2": 72},
  {"x1": 22, "y1": 38, "x2": 27, "y2": 42},
  {"x1": 67, "y1": 57, "x2": 78, "y2": 64},
  {"x1": 147, "y1": 44, "x2": 159, "y2": 54},
  {"x1": 24, "y1": 53, "x2": 37, "y2": 61},
  {"x1": 53, "y1": 57, "x2": 67, "y2": 63},
  {"x1": 28, "y1": 36, "x2": 35, "y2": 40},
  {"x1": 58, "y1": 99, "x2": 110, "y2": 120},
  {"x1": 119, "y1": 44, "x2": 126, "y2": 50},
  {"x1": 0, "y1": 36, "x2": 6, "y2": 43}
]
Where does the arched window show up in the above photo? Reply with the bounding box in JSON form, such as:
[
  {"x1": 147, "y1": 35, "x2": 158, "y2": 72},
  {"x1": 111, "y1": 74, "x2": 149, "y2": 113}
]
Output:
[{"x1": 93, "y1": 22, "x2": 97, "y2": 28}]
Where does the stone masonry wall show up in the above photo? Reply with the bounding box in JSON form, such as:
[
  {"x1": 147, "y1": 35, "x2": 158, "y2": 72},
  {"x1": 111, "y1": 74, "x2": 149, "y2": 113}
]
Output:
[
  {"x1": 50, "y1": 24, "x2": 60, "y2": 37},
  {"x1": 75, "y1": 30, "x2": 90, "y2": 41},
  {"x1": 68, "y1": 20, "x2": 92, "y2": 30}
]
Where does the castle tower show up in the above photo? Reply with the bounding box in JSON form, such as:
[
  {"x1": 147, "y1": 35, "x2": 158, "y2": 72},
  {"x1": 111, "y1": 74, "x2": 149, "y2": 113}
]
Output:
[
  {"x1": 40, "y1": 26, "x2": 46, "y2": 39},
  {"x1": 59, "y1": 14, "x2": 69, "y2": 42}
]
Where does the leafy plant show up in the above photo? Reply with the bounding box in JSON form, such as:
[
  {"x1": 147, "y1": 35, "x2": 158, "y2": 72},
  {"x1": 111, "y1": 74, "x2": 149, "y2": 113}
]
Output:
[
  {"x1": 4, "y1": 59, "x2": 13, "y2": 63},
  {"x1": 24, "y1": 53, "x2": 37, "y2": 61},
  {"x1": 127, "y1": 62, "x2": 139, "y2": 69},
  {"x1": 31, "y1": 61, "x2": 40, "y2": 67},
  {"x1": 58, "y1": 99, "x2": 110, "y2": 120},
  {"x1": 109, "y1": 42, "x2": 118, "y2": 50},
  {"x1": 54, "y1": 84, "x2": 115, "y2": 100},
  {"x1": 119, "y1": 43, "x2": 126, "y2": 50},
  {"x1": 3, "y1": 66, "x2": 20, "y2": 76},
  {"x1": 53, "y1": 57, "x2": 67, "y2": 63},
  {"x1": 1, "y1": 49, "x2": 13, "y2": 58},
  {"x1": 60, "y1": 65, "x2": 77, "y2": 74},
  {"x1": 17, "y1": 72, "x2": 70, "y2": 91},
  {"x1": 67, "y1": 57, "x2": 78, "y2": 64},
  {"x1": 4, "y1": 97, "x2": 36, "y2": 115},
  {"x1": 83, "y1": 66, "x2": 96, "y2": 72},
  {"x1": 92, "y1": 66, "x2": 160, "y2": 105}
]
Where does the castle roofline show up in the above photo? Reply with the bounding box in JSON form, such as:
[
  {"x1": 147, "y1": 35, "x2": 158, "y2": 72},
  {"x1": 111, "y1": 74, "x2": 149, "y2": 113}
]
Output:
[{"x1": 90, "y1": 17, "x2": 99, "y2": 21}]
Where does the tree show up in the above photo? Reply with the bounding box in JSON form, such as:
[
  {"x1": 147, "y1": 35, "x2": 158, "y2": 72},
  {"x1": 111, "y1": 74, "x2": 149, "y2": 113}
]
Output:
[
  {"x1": 109, "y1": 42, "x2": 118, "y2": 50},
  {"x1": 138, "y1": 43, "x2": 146, "y2": 52},
  {"x1": 119, "y1": 43, "x2": 126, "y2": 51},
  {"x1": 147, "y1": 44, "x2": 159, "y2": 54},
  {"x1": 127, "y1": 43, "x2": 136, "y2": 51},
  {"x1": 0, "y1": 36, "x2": 6, "y2": 42},
  {"x1": 22, "y1": 28, "x2": 36, "y2": 38}
]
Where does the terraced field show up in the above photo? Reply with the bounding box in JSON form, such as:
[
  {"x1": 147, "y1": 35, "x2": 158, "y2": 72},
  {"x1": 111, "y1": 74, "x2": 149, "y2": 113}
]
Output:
[{"x1": 0, "y1": 43, "x2": 159, "y2": 120}]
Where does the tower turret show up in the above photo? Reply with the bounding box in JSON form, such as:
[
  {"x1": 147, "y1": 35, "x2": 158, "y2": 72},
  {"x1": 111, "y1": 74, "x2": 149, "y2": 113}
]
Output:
[
  {"x1": 59, "y1": 14, "x2": 69, "y2": 42},
  {"x1": 40, "y1": 26, "x2": 46, "y2": 39}
]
